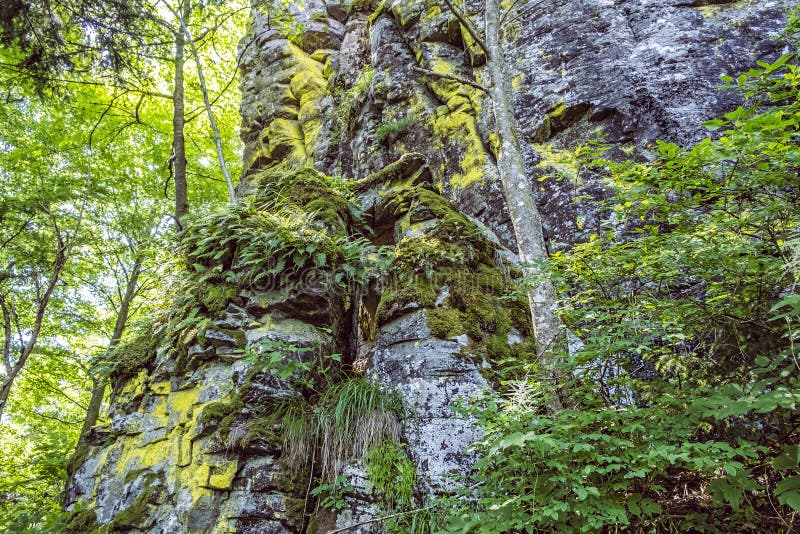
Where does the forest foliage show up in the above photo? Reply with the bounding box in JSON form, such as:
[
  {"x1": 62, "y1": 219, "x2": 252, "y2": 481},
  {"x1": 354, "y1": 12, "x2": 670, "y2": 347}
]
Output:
[
  {"x1": 0, "y1": 0, "x2": 246, "y2": 530},
  {"x1": 449, "y1": 30, "x2": 800, "y2": 533}
]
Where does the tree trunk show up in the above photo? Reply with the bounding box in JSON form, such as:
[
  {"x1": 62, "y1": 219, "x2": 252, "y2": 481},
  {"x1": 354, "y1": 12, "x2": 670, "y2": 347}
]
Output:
[
  {"x1": 484, "y1": 0, "x2": 563, "y2": 375},
  {"x1": 172, "y1": 0, "x2": 190, "y2": 224},
  {"x1": 78, "y1": 257, "x2": 143, "y2": 442},
  {"x1": 0, "y1": 244, "x2": 68, "y2": 419},
  {"x1": 171, "y1": 3, "x2": 236, "y2": 204}
]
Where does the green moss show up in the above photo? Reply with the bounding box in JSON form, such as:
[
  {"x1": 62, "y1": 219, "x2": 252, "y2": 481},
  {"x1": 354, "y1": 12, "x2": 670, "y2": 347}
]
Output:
[
  {"x1": 375, "y1": 116, "x2": 415, "y2": 143},
  {"x1": 123, "y1": 467, "x2": 153, "y2": 485},
  {"x1": 377, "y1": 276, "x2": 437, "y2": 323},
  {"x1": 109, "y1": 495, "x2": 149, "y2": 530},
  {"x1": 108, "y1": 477, "x2": 164, "y2": 531},
  {"x1": 199, "y1": 284, "x2": 237, "y2": 315},
  {"x1": 483, "y1": 333, "x2": 512, "y2": 360},
  {"x1": 426, "y1": 308, "x2": 465, "y2": 339},
  {"x1": 198, "y1": 397, "x2": 245, "y2": 437},
  {"x1": 373, "y1": 180, "x2": 524, "y2": 352},
  {"x1": 463, "y1": 295, "x2": 512, "y2": 340},
  {"x1": 66, "y1": 443, "x2": 94, "y2": 477},
  {"x1": 283, "y1": 496, "x2": 307, "y2": 525},
  {"x1": 112, "y1": 335, "x2": 156, "y2": 381},
  {"x1": 354, "y1": 152, "x2": 427, "y2": 192},
  {"x1": 240, "y1": 416, "x2": 284, "y2": 450},
  {"x1": 430, "y1": 104, "x2": 488, "y2": 191},
  {"x1": 329, "y1": 67, "x2": 374, "y2": 147},
  {"x1": 368, "y1": 0, "x2": 387, "y2": 25},
  {"x1": 62, "y1": 506, "x2": 104, "y2": 534},
  {"x1": 251, "y1": 166, "x2": 351, "y2": 235}
]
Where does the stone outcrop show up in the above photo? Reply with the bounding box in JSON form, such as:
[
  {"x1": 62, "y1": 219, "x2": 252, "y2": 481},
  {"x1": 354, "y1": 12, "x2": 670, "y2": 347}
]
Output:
[
  {"x1": 239, "y1": 0, "x2": 794, "y2": 251},
  {"x1": 65, "y1": 0, "x2": 794, "y2": 532}
]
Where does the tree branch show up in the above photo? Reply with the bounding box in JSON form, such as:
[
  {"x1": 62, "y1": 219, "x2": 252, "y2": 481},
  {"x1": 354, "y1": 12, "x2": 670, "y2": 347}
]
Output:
[
  {"x1": 0, "y1": 216, "x2": 33, "y2": 250},
  {"x1": 33, "y1": 411, "x2": 83, "y2": 425},
  {"x1": 160, "y1": 0, "x2": 236, "y2": 204},
  {"x1": 441, "y1": 0, "x2": 490, "y2": 60},
  {"x1": 325, "y1": 507, "x2": 433, "y2": 534},
  {"x1": 412, "y1": 66, "x2": 488, "y2": 93},
  {"x1": 1, "y1": 296, "x2": 12, "y2": 374},
  {"x1": 89, "y1": 91, "x2": 127, "y2": 148}
]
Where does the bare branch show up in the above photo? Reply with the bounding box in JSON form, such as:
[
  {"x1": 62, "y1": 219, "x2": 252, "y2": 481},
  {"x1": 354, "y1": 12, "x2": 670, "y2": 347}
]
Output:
[
  {"x1": 412, "y1": 66, "x2": 488, "y2": 93},
  {"x1": 500, "y1": 0, "x2": 527, "y2": 25},
  {"x1": 33, "y1": 411, "x2": 83, "y2": 425},
  {"x1": 326, "y1": 507, "x2": 434, "y2": 534},
  {"x1": 441, "y1": 0, "x2": 490, "y2": 59},
  {"x1": 89, "y1": 91, "x2": 127, "y2": 148},
  {"x1": 26, "y1": 374, "x2": 88, "y2": 411},
  {"x1": 1, "y1": 297, "x2": 12, "y2": 374}
]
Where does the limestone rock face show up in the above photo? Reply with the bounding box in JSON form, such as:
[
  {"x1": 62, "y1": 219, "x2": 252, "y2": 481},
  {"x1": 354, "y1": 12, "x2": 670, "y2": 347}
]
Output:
[
  {"x1": 239, "y1": 0, "x2": 793, "y2": 250},
  {"x1": 66, "y1": 0, "x2": 794, "y2": 532},
  {"x1": 65, "y1": 300, "x2": 337, "y2": 533},
  {"x1": 370, "y1": 310, "x2": 487, "y2": 493}
]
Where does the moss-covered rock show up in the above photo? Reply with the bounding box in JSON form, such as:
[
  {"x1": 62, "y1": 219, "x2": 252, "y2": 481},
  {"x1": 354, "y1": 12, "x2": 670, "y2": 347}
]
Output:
[
  {"x1": 426, "y1": 307, "x2": 465, "y2": 339},
  {"x1": 62, "y1": 506, "x2": 104, "y2": 534},
  {"x1": 198, "y1": 397, "x2": 246, "y2": 438},
  {"x1": 111, "y1": 335, "x2": 157, "y2": 384},
  {"x1": 108, "y1": 475, "x2": 165, "y2": 531}
]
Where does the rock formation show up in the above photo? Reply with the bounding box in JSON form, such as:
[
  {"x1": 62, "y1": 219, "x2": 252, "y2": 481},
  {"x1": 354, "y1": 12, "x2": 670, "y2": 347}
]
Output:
[{"x1": 64, "y1": 0, "x2": 794, "y2": 532}]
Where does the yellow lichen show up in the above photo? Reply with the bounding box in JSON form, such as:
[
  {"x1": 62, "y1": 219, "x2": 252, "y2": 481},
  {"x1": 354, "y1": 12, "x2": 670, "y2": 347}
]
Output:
[
  {"x1": 432, "y1": 110, "x2": 487, "y2": 191},
  {"x1": 290, "y1": 69, "x2": 326, "y2": 109},
  {"x1": 533, "y1": 143, "x2": 583, "y2": 180},
  {"x1": 118, "y1": 369, "x2": 148, "y2": 398},
  {"x1": 264, "y1": 118, "x2": 308, "y2": 165},
  {"x1": 187, "y1": 464, "x2": 211, "y2": 489},
  {"x1": 208, "y1": 461, "x2": 239, "y2": 490},
  {"x1": 168, "y1": 387, "x2": 201, "y2": 417}
]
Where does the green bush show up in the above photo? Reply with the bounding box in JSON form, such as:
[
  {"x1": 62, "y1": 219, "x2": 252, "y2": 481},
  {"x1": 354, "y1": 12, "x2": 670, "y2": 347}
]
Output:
[
  {"x1": 365, "y1": 442, "x2": 416, "y2": 508},
  {"x1": 451, "y1": 36, "x2": 800, "y2": 533}
]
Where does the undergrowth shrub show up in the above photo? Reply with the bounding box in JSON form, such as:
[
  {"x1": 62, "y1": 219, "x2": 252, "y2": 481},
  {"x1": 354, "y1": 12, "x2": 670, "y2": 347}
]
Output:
[
  {"x1": 375, "y1": 116, "x2": 415, "y2": 143},
  {"x1": 365, "y1": 442, "x2": 416, "y2": 509},
  {"x1": 450, "y1": 24, "x2": 800, "y2": 533}
]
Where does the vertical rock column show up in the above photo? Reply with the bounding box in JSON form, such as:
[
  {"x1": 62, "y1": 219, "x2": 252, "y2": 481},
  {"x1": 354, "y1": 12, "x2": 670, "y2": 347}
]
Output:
[
  {"x1": 328, "y1": 155, "x2": 532, "y2": 533},
  {"x1": 64, "y1": 168, "x2": 353, "y2": 533}
]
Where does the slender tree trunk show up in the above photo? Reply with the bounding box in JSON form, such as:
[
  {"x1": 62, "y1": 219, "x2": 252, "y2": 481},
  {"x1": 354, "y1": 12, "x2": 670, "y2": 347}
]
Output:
[
  {"x1": 171, "y1": 5, "x2": 236, "y2": 203},
  {"x1": 78, "y1": 257, "x2": 143, "y2": 442},
  {"x1": 483, "y1": 0, "x2": 563, "y2": 375},
  {"x1": 0, "y1": 245, "x2": 68, "y2": 420},
  {"x1": 172, "y1": 0, "x2": 190, "y2": 224}
]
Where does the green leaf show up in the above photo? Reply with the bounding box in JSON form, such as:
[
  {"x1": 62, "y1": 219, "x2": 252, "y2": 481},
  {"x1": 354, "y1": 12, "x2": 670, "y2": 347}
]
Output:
[
  {"x1": 772, "y1": 446, "x2": 799, "y2": 470},
  {"x1": 776, "y1": 476, "x2": 800, "y2": 512},
  {"x1": 709, "y1": 478, "x2": 743, "y2": 510}
]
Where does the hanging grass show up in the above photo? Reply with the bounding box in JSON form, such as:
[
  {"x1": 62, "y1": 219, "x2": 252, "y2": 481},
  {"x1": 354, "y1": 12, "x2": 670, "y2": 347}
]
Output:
[
  {"x1": 269, "y1": 378, "x2": 403, "y2": 482},
  {"x1": 316, "y1": 378, "x2": 403, "y2": 481}
]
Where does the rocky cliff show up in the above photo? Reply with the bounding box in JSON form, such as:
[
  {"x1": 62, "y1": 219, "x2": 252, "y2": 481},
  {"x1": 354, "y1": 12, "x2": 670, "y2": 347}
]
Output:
[{"x1": 64, "y1": 1, "x2": 794, "y2": 532}]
